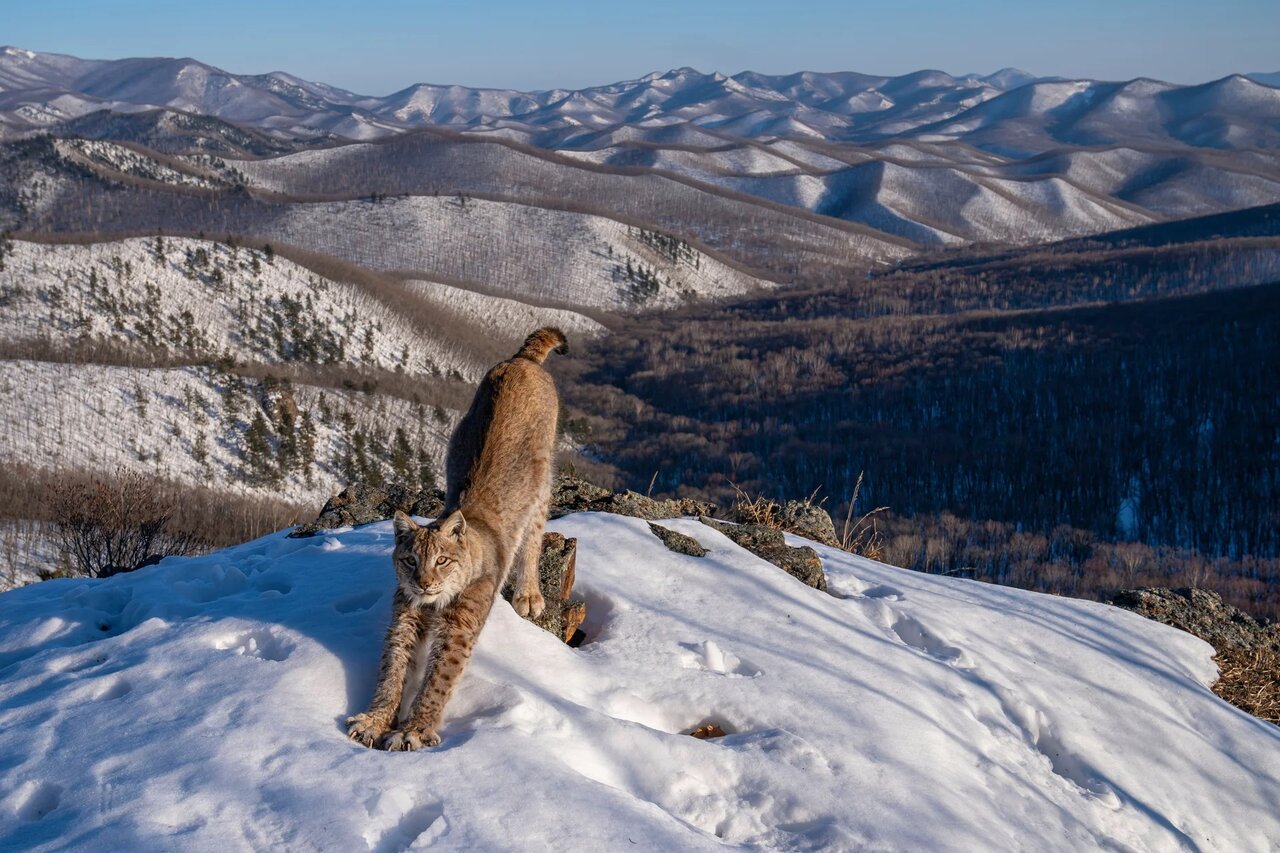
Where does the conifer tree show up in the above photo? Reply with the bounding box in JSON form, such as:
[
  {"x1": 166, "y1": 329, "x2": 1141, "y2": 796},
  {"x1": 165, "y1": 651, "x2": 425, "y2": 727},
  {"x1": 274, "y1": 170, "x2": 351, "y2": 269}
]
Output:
[{"x1": 244, "y1": 411, "x2": 276, "y2": 484}]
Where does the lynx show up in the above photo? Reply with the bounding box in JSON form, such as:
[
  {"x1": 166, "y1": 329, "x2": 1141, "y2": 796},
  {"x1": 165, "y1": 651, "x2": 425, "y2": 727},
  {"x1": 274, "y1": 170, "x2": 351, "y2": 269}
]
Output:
[{"x1": 347, "y1": 327, "x2": 567, "y2": 751}]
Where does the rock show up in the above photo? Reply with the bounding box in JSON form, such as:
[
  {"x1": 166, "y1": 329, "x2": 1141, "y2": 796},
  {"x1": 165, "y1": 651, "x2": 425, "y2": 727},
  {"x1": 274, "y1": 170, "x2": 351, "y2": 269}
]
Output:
[
  {"x1": 731, "y1": 496, "x2": 841, "y2": 547},
  {"x1": 410, "y1": 489, "x2": 446, "y2": 520},
  {"x1": 562, "y1": 601, "x2": 587, "y2": 645},
  {"x1": 301, "y1": 474, "x2": 716, "y2": 534},
  {"x1": 689, "y1": 723, "x2": 727, "y2": 740},
  {"x1": 257, "y1": 378, "x2": 299, "y2": 430},
  {"x1": 538, "y1": 533, "x2": 578, "y2": 602},
  {"x1": 1109, "y1": 587, "x2": 1279, "y2": 653},
  {"x1": 600, "y1": 491, "x2": 718, "y2": 521},
  {"x1": 502, "y1": 533, "x2": 586, "y2": 644},
  {"x1": 550, "y1": 474, "x2": 612, "y2": 516},
  {"x1": 698, "y1": 516, "x2": 827, "y2": 591},
  {"x1": 778, "y1": 501, "x2": 841, "y2": 547},
  {"x1": 1112, "y1": 588, "x2": 1280, "y2": 726},
  {"x1": 288, "y1": 484, "x2": 445, "y2": 538},
  {"x1": 550, "y1": 474, "x2": 717, "y2": 521},
  {"x1": 648, "y1": 523, "x2": 708, "y2": 557}
]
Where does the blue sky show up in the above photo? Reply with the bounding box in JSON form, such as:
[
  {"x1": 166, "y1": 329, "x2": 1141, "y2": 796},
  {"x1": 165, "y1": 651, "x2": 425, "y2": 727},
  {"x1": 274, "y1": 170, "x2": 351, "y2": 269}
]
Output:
[{"x1": 4, "y1": 0, "x2": 1278, "y2": 93}]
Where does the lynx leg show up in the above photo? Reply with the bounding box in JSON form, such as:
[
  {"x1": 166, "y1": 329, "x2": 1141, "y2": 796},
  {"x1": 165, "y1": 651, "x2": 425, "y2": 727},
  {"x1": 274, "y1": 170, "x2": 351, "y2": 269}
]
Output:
[
  {"x1": 347, "y1": 595, "x2": 430, "y2": 748},
  {"x1": 511, "y1": 522, "x2": 546, "y2": 619},
  {"x1": 382, "y1": 579, "x2": 496, "y2": 751}
]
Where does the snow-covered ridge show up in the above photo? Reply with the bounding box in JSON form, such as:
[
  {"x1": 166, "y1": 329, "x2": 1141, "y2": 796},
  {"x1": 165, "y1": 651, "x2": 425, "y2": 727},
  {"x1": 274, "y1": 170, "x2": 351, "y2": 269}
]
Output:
[
  {"x1": 402, "y1": 278, "x2": 606, "y2": 341},
  {"x1": 0, "y1": 513, "x2": 1276, "y2": 850},
  {"x1": 206, "y1": 192, "x2": 776, "y2": 311},
  {"x1": 3, "y1": 47, "x2": 1279, "y2": 155},
  {"x1": 52, "y1": 138, "x2": 228, "y2": 189}
]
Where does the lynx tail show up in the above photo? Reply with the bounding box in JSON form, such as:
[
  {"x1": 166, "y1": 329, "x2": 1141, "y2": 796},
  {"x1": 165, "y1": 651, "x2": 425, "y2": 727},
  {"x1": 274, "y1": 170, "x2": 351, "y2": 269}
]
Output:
[{"x1": 515, "y1": 327, "x2": 569, "y2": 364}]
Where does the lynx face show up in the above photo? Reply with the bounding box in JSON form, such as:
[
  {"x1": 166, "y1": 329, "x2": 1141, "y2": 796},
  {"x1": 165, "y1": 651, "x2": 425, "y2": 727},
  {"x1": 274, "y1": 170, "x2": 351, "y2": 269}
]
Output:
[{"x1": 393, "y1": 511, "x2": 472, "y2": 608}]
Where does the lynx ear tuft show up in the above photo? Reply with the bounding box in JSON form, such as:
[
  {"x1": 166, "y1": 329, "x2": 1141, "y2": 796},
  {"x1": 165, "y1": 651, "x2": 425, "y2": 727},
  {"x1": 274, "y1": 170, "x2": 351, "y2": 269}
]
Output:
[
  {"x1": 393, "y1": 510, "x2": 419, "y2": 538},
  {"x1": 446, "y1": 510, "x2": 467, "y2": 541}
]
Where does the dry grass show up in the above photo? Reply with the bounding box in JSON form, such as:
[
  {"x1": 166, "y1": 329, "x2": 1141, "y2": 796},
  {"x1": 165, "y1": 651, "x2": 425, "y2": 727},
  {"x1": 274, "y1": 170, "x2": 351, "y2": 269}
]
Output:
[
  {"x1": 1213, "y1": 647, "x2": 1280, "y2": 726},
  {"x1": 731, "y1": 475, "x2": 889, "y2": 560},
  {"x1": 838, "y1": 471, "x2": 888, "y2": 561},
  {"x1": 730, "y1": 481, "x2": 785, "y2": 529}
]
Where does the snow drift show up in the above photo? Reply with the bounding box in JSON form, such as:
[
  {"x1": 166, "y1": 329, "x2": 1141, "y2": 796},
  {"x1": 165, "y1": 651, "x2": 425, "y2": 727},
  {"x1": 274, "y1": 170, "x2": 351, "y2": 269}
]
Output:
[{"x1": 1, "y1": 513, "x2": 1277, "y2": 851}]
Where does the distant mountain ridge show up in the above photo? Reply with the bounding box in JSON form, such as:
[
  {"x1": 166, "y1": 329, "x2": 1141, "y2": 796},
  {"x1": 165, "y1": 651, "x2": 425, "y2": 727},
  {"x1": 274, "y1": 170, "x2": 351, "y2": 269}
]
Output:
[{"x1": 3, "y1": 46, "x2": 1279, "y2": 155}]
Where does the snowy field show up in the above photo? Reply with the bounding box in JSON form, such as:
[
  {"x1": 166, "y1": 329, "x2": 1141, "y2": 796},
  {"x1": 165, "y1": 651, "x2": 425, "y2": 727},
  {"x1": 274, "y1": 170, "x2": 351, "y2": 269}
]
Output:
[{"x1": 1, "y1": 513, "x2": 1276, "y2": 851}]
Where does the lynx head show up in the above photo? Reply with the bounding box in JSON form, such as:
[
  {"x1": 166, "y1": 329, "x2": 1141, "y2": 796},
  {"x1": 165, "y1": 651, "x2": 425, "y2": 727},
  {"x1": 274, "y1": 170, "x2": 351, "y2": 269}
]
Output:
[{"x1": 392, "y1": 510, "x2": 472, "y2": 607}]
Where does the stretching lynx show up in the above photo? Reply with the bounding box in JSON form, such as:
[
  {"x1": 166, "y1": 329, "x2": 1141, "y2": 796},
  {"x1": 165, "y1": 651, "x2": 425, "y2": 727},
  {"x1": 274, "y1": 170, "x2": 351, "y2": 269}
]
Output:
[{"x1": 347, "y1": 327, "x2": 567, "y2": 751}]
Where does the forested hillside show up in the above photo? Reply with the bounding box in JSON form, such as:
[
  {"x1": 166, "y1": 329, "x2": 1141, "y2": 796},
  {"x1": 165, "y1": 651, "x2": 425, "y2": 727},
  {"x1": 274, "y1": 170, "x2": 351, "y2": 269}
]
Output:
[{"x1": 564, "y1": 215, "x2": 1280, "y2": 618}]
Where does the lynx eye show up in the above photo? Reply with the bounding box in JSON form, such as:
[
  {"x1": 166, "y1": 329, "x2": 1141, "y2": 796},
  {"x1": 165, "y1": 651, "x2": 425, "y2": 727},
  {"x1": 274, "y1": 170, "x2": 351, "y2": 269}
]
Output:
[
  {"x1": 435, "y1": 556, "x2": 448, "y2": 566},
  {"x1": 403, "y1": 555, "x2": 417, "y2": 569}
]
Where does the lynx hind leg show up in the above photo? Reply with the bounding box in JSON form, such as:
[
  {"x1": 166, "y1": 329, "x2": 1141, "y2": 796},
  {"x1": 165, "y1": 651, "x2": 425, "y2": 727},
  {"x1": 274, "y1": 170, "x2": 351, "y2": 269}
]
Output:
[{"x1": 512, "y1": 522, "x2": 546, "y2": 619}]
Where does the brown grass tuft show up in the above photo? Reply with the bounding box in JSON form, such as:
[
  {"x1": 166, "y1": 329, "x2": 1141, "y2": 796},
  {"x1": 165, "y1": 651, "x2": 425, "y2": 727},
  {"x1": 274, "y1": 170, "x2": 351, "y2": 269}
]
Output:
[
  {"x1": 1213, "y1": 647, "x2": 1280, "y2": 726},
  {"x1": 838, "y1": 471, "x2": 888, "y2": 561},
  {"x1": 732, "y1": 476, "x2": 889, "y2": 560},
  {"x1": 730, "y1": 481, "x2": 784, "y2": 529}
]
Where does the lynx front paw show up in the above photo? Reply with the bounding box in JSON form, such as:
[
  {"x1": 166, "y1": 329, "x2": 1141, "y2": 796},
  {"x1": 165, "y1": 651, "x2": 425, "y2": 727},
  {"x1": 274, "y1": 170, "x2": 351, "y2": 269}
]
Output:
[
  {"x1": 380, "y1": 728, "x2": 441, "y2": 751},
  {"x1": 346, "y1": 712, "x2": 390, "y2": 748},
  {"x1": 513, "y1": 590, "x2": 546, "y2": 619}
]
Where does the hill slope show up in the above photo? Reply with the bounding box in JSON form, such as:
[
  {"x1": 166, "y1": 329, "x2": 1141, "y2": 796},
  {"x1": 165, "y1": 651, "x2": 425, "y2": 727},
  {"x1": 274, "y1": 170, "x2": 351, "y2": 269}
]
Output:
[{"x1": 0, "y1": 513, "x2": 1276, "y2": 850}]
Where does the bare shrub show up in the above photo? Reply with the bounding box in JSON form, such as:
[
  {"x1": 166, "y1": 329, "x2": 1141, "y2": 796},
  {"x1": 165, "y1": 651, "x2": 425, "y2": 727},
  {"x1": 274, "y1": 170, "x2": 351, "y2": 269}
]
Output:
[{"x1": 46, "y1": 467, "x2": 205, "y2": 577}]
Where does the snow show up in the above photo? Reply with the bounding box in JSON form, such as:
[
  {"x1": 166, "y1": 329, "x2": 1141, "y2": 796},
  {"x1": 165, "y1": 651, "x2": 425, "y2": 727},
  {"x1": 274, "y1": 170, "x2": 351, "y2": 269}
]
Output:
[
  {"x1": 1, "y1": 513, "x2": 1276, "y2": 851},
  {"x1": 0, "y1": 237, "x2": 478, "y2": 379},
  {"x1": 401, "y1": 279, "x2": 606, "y2": 341},
  {"x1": 226, "y1": 194, "x2": 771, "y2": 312},
  {"x1": 55, "y1": 138, "x2": 226, "y2": 189},
  {"x1": 0, "y1": 360, "x2": 454, "y2": 509}
]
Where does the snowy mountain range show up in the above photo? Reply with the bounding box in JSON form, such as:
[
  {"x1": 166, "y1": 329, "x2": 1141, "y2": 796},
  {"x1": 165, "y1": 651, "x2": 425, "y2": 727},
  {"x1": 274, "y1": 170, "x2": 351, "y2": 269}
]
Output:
[
  {"x1": 3, "y1": 46, "x2": 1280, "y2": 154},
  {"x1": 3, "y1": 46, "x2": 1280, "y2": 253},
  {"x1": 1, "y1": 512, "x2": 1277, "y2": 850}
]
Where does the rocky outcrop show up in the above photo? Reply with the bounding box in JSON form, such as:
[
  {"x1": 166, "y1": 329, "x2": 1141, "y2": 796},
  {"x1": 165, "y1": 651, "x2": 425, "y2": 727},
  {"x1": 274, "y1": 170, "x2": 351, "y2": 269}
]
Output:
[
  {"x1": 549, "y1": 475, "x2": 612, "y2": 513},
  {"x1": 1111, "y1": 587, "x2": 1280, "y2": 726},
  {"x1": 501, "y1": 533, "x2": 586, "y2": 644},
  {"x1": 293, "y1": 474, "x2": 718, "y2": 537},
  {"x1": 698, "y1": 516, "x2": 827, "y2": 591},
  {"x1": 1109, "y1": 587, "x2": 1279, "y2": 653},
  {"x1": 774, "y1": 501, "x2": 840, "y2": 548},
  {"x1": 550, "y1": 474, "x2": 717, "y2": 521},
  {"x1": 290, "y1": 476, "x2": 835, "y2": 642},
  {"x1": 648, "y1": 523, "x2": 708, "y2": 557},
  {"x1": 288, "y1": 484, "x2": 445, "y2": 538}
]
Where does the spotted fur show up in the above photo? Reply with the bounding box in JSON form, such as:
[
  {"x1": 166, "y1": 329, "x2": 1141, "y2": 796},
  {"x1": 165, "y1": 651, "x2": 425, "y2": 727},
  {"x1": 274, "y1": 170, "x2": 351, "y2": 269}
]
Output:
[{"x1": 347, "y1": 328, "x2": 565, "y2": 750}]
